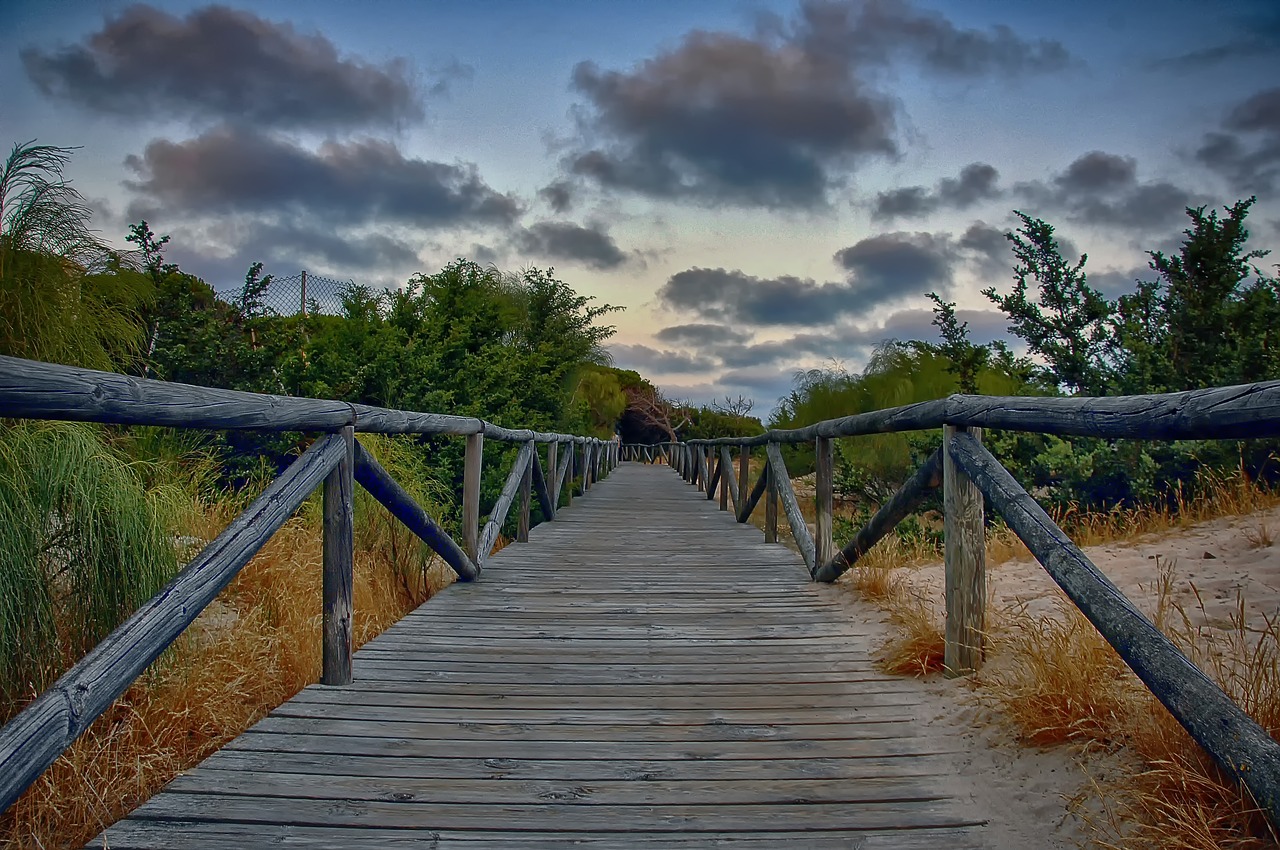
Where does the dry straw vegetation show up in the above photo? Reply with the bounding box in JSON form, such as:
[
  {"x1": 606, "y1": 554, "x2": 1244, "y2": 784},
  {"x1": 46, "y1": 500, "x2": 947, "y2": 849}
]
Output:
[
  {"x1": 831, "y1": 467, "x2": 1280, "y2": 849},
  {"x1": 0, "y1": 430, "x2": 455, "y2": 849}
]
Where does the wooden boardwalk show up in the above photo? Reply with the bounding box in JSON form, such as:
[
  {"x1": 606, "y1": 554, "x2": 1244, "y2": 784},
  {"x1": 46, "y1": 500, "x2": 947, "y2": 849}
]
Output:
[{"x1": 94, "y1": 463, "x2": 986, "y2": 849}]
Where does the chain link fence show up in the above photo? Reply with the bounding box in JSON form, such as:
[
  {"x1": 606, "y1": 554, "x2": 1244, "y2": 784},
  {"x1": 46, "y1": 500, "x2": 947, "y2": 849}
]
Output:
[{"x1": 259, "y1": 271, "x2": 376, "y2": 317}]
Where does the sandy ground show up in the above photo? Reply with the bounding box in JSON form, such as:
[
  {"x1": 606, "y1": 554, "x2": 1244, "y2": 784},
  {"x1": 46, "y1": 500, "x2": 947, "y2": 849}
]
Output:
[{"x1": 831, "y1": 503, "x2": 1280, "y2": 848}]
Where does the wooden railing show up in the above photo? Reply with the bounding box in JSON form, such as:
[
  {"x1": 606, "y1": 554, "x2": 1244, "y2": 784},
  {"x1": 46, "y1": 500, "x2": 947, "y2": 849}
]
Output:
[
  {"x1": 0, "y1": 354, "x2": 618, "y2": 813},
  {"x1": 624, "y1": 378, "x2": 1280, "y2": 826}
]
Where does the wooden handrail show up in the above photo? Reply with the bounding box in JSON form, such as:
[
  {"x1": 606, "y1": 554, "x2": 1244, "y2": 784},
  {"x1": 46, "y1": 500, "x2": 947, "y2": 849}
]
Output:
[
  {"x1": 0, "y1": 433, "x2": 346, "y2": 811},
  {"x1": 0, "y1": 356, "x2": 614, "y2": 815},
  {"x1": 664, "y1": 379, "x2": 1280, "y2": 830}
]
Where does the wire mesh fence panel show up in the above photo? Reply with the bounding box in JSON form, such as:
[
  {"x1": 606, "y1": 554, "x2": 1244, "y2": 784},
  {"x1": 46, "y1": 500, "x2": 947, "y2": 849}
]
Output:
[{"x1": 261, "y1": 271, "x2": 366, "y2": 317}]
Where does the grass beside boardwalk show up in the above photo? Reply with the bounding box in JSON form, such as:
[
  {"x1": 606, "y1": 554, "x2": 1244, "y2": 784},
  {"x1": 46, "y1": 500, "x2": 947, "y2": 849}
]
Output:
[
  {"x1": 0, "y1": 427, "x2": 455, "y2": 849},
  {"x1": 826, "y1": 470, "x2": 1280, "y2": 849}
]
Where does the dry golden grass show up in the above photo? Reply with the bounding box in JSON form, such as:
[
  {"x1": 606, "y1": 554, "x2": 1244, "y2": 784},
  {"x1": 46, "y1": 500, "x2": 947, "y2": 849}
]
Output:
[
  {"x1": 0, "y1": 499, "x2": 453, "y2": 850},
  {"x1": 835, "y1": 467, "x2": 1280, "y2": 848}
]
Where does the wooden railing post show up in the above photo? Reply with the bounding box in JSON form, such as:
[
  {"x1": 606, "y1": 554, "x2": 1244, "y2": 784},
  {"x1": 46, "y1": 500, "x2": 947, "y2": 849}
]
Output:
[
  {"x1": 463, "y1": 433, "x2": 483, "y2": 563},
  {"x1": 517, "y1": 441, "x2": 533, "y2": 542},
  {"x1": 943, "y1": 424, "x2": 986, "y2": 676},
  {"x1": 322, "y1": 425, "x2": 355, "y2": 686},
  {"x1": 738, "y1": 446, "x2": 749, "y2": 515},
  {"x1": 764, "y1": 445, "x2": 778, "y2": 543},
  {"x1": 546, "y1": 441, "x2": 558, "y2": 517},
  {"x1": 564, "y1": 441, "x2": 574, "y2": 506},
  {"x1": 718, "y1": 449, "x2": 729, "y2": 511},
  {"x1": 815, "y1": 436, "x2": 834, "y2": 570}
]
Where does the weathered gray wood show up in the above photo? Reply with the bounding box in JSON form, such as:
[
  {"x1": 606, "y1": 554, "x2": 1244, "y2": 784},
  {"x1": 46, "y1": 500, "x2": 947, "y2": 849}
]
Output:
[
  {"x1": 814, "y1": 449, "x2": 942, "y2": 583},
  {"x1": 943, "y1": 426, "x2": 985, "y2": 677},
  {"x1": 93, "y1": 464, "x2": 981, "y2": 847},
  {"x1": 948, "y1": 430, "x2": 1280, "y2": 825},
  {"x1": 764, "y1": 450, "x2": 779, "y2": 544},
  {"x1": 517, "y1": 441, "x2": 533, "y2": 543},
  {"x1": 706, "y1": 451, "x2": 722, "y2": 501},
  {"x1": 766, "y1": 442, "x2": 816, "y2": 571},
  {"x1": 815, "y1": 436, "x2": 833, "y2": 571},
  {"x1": 530, "y1": 441, "x2": 556, "y2": 522},
  {"x1": 0, "y1": 433, "x2": 345, "y2": 813},
  {"x1": 463, "y1": 433, "x2": 483, "y2": 564},
  {"x1": 0, "y1": 355, "x2": 600, "y2": 443},
  {"x1": 352, "y1": 440, "x2": 478, "y2": 581},
  {"x1": 322, "y1": 426, "x2": 355, "y2": 686},
  {"x1": 478, "y1": 441, "x2": 534, "y2": 560},
  {"x1": 721, "y1": 447, "x2": 740, "y2": 514},
  {"x1": 737, "y1": 463, "x2": 768, "y2": 524},
  {"x1": 563, "y1": 440, "x2": 574, "y2": 506}
]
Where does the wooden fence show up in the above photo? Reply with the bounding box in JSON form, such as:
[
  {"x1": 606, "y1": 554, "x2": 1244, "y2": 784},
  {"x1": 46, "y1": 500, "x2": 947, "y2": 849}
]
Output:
[
  {"x1": 0, "y1": 354, "x2": 618, "y2": 814},
  {"x1": 622, "y1": 378, "x2": 1280, "y2": 827}
]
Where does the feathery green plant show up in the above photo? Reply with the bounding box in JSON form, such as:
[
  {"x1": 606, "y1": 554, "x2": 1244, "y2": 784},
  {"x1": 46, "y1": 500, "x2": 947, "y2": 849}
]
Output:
[{"x1": 0, "y1": 422, "x2": 185, "y2": 717}]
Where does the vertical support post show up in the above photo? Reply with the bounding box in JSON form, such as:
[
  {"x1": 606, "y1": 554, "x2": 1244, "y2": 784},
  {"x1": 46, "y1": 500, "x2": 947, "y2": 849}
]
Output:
[
  {"x1": 517, "y1": 441, "x2": 532, "y2": 543},
  {"x1": 944, "y1": 424, "x2": 986, "y2": 676},
  {"x1": 696, "y1": 446, "x2": 706, "y2": 492},
  {"x1": 463, "y1": 433, "x2": 483, "y2": 564},
  {"x1": 764, "y1": 448, "x2": 778, "y2": 544},
  {"x1": 565, "y1": 441, "x2": 574, "y2": 506},
  {"x1": 300, "y1": 269, "x2": 308, "y2": 317},
  {"x1": 719, "y1": 449, "x2": 729, "y2": 511},
  {"x1": 738, "y1": 446, "x2": 750, "y2": 515},
  {"x1": 546, "y1": 441, "x2": 559, "y2": 517},
  {"x1": 815, "y1": 436, "x2": 834, "y2": 570},
  {"x1": 584, "y1": 443, "x2": 593, "y2": 491},
  {"x1": 322, "y1": 425, "x2": 354, "y2": 686}
]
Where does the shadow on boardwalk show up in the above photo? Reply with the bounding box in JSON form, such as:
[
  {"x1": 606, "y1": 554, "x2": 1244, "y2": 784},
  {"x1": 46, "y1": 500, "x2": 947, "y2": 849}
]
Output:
[{"x1": 95, "y1": 463, "x2": 986, "y2": 849}]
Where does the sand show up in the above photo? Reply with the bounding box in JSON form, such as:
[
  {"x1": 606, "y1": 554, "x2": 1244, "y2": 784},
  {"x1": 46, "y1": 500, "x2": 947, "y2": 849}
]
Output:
[{"x1": 832, "y1": 503, "x2": 1280, "y2": 848}]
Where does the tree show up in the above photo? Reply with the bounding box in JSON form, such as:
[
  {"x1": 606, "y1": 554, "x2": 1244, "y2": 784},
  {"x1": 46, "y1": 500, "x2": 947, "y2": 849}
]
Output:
[
  {"x1": 926, "y1": 292, "x2": 986, "y2": 394},
  {"x1": 983, "y1": 212, "x2": 1112, "y2": 395}
]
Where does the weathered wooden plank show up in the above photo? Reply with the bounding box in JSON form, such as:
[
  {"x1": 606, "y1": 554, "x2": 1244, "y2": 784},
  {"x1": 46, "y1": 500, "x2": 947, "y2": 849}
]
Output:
[
  {"x1": 322, "y1": 426, "x2": 355, "y2": 686},
  {"x1": 94, "y1": 822, "x2": 984, "y2": 850},
  {"x1": 0, "y1": 434, "x2": 345, "y2": 813},
  {"x1": 814, "y1": 449, "x2": 942, "y2": 583},
  {"x1": 949, "y1": 430, "x2": 1280, "y2": 825},
  {"x1": 517, "y1": 441, "x2": 533, "y2": 543},
  {"x1": 352, "y1": 439, "x2": 478, "y2": 580},
  {"x1": 462, "y1": 433, "x2": 483, "y2": 564},
  {"x1": 943, "y1": 425, "x2": 985, "y2": 677},
  {"x1": 478, "y1": 441, "x2": 534, "y2": 560},
  {"x1": 815, "y1": 436, "x2": 834, "y2": 570},
  {"x1": 767, "y1": 442, "x2": 815, "y2": 570}
]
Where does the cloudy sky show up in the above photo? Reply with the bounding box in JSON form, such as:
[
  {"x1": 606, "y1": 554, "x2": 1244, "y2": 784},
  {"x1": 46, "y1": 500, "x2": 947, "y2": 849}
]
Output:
[{"x1": 4, "y1": 1, "x2": 1278, "y2": 409}]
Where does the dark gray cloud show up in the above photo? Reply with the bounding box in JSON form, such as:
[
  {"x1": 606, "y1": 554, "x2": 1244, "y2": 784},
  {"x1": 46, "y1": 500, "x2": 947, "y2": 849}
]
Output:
[
  {"x1": 22, "y1": 4, "x2": 425, "y2": 129},
  {"x1": 513, "y1": 221, "x2": 628, "y2": 270},
  {"x1": 659, "y1": 230, "x2": 953, "y2": 327},
  {"x1": 560, "y1": 0, "x2": 1070, "y2": 209},
  {"x1": 610, "y1": 343, "x2": 717, "y2": 374},
  {"x1": 538, "y1": 181, "x2": 575, "y2": 213},
  {"x1": 1089, "y1": 265, "x2": 1151, "y2": 299},
  {"x1": 1196, "y1": 87, "x2": 1280, "y2": 194},
  {"x1": 653, "y1": 324, "x2": 751, "y2": 346},
  {"x1": 124, "y1": 125, "x2": 522, "y2": 227},
  {"x1": 833, "y1": 231, "x2": 953, "y2": 298},
  {"x1": 872, "y1": 162, "x2": 1001, "y2": 220},
  {"x1": 1016, "y1": 150, "x2": 1199, "y2": 231},
  {"x1": 958, "y1": 220, "x2": 1010, "y2": 281}
]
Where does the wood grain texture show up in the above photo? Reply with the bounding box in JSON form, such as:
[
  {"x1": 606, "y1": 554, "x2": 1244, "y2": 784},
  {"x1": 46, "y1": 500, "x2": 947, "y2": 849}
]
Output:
[
  {"x1": 92, "y1": 464, "x2": 984, "y2": 848},
  {"x1": 517, "y1": 442, "x2": 533, "y2": 543},
  {"x1": 767, "y1": 442, "x2": 815, "y2": 571},
  {"x1": 943, "y1": 426, "x2": 985, "y2": 677},
  {"x1": 0, "y1": 434, "x2": 345, "y2": 814},
  {"x1": 815, "y1": 436, "x2": 834, "y2": 570},
  {"x1": 478, "y1": 441, "x2": 534, "y2": 561},
  {"x1": 322, "y1": 426, "x2": 355, "y2": 686},
  {"x1": 462, "y1": 433, "x2": 483, "y2": 564},
  {"x1": 949, "y1": 430, "x2": 1280, "y2": 825}
]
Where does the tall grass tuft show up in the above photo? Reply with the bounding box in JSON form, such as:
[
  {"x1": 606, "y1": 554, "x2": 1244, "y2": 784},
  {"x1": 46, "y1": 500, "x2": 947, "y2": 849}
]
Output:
[{"x1": 0, "y1": 422, "x2": 186, "y2": 714}]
